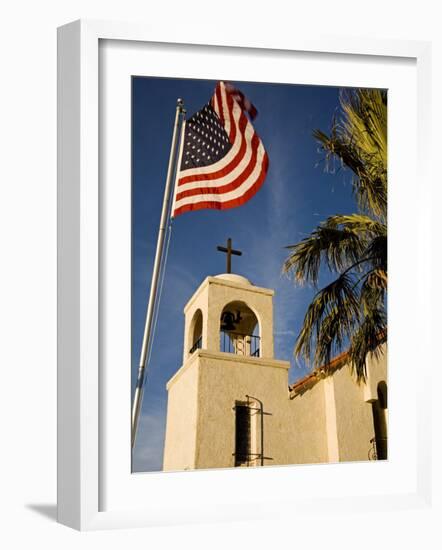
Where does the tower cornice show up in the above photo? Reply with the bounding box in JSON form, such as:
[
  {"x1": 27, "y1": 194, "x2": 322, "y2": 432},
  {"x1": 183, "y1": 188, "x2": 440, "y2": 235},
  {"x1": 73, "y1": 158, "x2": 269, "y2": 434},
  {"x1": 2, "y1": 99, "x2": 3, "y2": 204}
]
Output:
[
  {"x1": 166, "y1": 349, "x2": 290, "y2": 390},
  {"x1": 183, "y1": 275, "x2": 274, "y2": 314}
]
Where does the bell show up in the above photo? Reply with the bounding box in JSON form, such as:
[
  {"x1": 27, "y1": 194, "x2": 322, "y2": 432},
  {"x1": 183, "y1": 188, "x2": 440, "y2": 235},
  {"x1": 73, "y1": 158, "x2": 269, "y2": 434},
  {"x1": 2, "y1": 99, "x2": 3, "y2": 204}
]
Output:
[{"x1": 220, "y1": 311, "x2": 237, "y2": 332}]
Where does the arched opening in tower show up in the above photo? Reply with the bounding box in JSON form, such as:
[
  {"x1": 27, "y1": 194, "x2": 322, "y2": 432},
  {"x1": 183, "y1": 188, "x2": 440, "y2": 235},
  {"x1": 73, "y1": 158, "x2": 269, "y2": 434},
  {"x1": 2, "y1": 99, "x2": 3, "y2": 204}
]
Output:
[
  {"x1": 219, "y1": 301, "x2": 260, "y2": 357},
  {"x1": 189, "y1": 309, "x2": 203, "y2": 355}
]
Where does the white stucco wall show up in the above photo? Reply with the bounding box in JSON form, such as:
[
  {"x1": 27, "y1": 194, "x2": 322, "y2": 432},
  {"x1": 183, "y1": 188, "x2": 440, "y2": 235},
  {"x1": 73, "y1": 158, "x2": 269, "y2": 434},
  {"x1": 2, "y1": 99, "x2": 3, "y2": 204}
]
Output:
[
  {"x1": 335, "y1": 348, "x2": 387, "y2": 461},
  {"x1": 332, "y1": 365, "x2": 376, "y2": 461},
  {"x1": 287, "y1": 347, "x2": 388, "y2": 464},
  {"x1": 284, "y1": 381, "x2": 329, "y2": 464},
  {"x1": 163, "y1": 353, "x2": 200, "y2": 471},
  {"x1": 163, "y1": 350, "x2": 291, "y2": 471}
]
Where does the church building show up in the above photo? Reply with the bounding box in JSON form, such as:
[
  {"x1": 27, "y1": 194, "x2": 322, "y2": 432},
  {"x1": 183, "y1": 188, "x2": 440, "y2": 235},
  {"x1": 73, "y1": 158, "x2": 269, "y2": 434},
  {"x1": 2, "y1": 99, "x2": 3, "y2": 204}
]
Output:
[{"x1": 163, "y1": 263, "x2": 387, "y2": 471}]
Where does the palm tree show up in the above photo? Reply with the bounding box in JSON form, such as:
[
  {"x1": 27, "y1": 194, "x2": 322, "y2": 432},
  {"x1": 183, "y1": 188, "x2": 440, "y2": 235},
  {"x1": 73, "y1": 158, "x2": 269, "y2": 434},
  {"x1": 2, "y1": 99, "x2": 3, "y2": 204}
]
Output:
[{"x1": 283, "y1": 89, "x2": 387, "y2": 382}]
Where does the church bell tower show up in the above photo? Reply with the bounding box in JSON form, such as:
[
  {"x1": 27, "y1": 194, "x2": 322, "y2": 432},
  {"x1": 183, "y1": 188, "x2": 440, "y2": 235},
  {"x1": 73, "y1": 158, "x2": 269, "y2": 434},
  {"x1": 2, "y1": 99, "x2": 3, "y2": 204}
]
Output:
[{"x1": 163, "y1": 242, "x2": 290, "y2": 471}]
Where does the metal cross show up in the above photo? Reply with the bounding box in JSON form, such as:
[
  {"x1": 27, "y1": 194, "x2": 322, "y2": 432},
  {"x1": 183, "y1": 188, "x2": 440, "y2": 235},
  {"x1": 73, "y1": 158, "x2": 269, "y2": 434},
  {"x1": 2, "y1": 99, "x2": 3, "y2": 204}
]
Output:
[{"x1": 217, "y1": 238, "x2": 242, "y2": 274}]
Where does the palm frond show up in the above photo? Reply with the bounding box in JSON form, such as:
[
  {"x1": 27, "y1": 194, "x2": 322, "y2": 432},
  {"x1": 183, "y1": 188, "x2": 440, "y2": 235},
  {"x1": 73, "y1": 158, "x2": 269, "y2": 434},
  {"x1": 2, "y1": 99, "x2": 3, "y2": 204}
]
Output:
[
  {"x1": 313, "y1": 89, "x2": 387, "y2": 221},
  {"x1": 340, "y1": 89, "x2": 387, "y2": 165},
  {"x1": 314, "y1": 306, "x2": 352, "y2": 369},
  {"x1": 295, "y1": 273, "x2": 360, "y2": 366},
  {"x1": 324, "y1": 214, "x2": 386, "y2": 238},
  {"x1": 348, "y1": 308, "x2": 387, "y2": 381},
  {"x1": 360, "y1": 269, "x2": 386, "y2": 313},
  {"x1": 363, "y1": 235, "x2": 387, "y2": 272},
  {"x1": 283, "y1": 225, "x2": 365, "y2": 286}
]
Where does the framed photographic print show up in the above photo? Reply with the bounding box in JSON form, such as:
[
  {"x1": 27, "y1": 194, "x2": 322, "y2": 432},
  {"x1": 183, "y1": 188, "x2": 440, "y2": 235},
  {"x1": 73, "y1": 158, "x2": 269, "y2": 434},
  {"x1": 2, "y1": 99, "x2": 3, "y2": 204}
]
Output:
[{"x1": 57, "y1": 19, "x2": 432, "y2": 530}]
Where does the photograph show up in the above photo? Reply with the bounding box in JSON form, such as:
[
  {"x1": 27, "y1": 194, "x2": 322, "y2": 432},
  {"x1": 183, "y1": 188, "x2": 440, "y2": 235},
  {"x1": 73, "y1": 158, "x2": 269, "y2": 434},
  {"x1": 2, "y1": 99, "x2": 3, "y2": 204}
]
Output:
[{"x1": 131, "y1": 77, "x2": 388, "y2": 473}]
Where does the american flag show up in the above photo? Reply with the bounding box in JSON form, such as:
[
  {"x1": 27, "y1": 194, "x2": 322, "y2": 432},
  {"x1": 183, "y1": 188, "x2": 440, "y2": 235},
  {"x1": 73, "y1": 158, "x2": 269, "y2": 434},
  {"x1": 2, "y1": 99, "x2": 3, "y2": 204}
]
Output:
[{"x1": 172, "y1": 81, "x2": 269, "y2": 217}]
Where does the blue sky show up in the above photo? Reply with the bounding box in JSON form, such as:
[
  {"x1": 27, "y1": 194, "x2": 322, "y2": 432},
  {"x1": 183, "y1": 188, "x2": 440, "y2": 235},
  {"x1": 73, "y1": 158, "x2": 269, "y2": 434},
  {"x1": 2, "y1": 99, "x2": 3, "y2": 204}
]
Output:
[{"x1": 132, "y1": 77, "x2": 358, "y2": 471}]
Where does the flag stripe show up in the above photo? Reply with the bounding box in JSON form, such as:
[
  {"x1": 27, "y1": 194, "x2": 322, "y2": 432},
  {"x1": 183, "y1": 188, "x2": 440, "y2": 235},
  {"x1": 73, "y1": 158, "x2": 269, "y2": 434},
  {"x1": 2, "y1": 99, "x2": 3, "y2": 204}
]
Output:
[
  {"x1": 225, "y1": 82, "x2": 258, "y2": 120},
  {"x1": 174, "y1": 152, "x2": 269, "y2": 216},
  {"x1": 215, "y1": 83, "x2": 224, "y2": 126},
  {"x1": 174, "y1": 142, "x2": 265, "y2": 208},
  {"x1": 177, "y1": 94, "x2": 256, "y2": 188},
  {"x1": 172, "y1": 81, "x2": 268, "y2": 217},
  {"x1": 225, "y1": 88, "x2": 236, "y2": 144},
  {"x1": 175, "y1": 130, "x2": 261, "y2": 201}
]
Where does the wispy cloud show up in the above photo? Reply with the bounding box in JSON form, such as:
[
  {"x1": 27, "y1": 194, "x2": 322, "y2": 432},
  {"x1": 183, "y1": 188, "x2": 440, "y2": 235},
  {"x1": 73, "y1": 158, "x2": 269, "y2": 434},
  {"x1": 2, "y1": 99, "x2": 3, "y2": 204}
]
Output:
[
  {"x1": 245, "y1": 131, "x2": 307, "y2": 373},
  {"x1": 275, "y1": 329, "x2": 296, "y2": 337}
]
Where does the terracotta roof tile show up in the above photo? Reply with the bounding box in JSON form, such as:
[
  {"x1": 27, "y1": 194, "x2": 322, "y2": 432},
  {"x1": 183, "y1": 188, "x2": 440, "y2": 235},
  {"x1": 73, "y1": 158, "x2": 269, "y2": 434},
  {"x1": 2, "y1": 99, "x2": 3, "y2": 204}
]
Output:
[{"x1": 288, "y1": 350, "x2": 349, "y2": 397}]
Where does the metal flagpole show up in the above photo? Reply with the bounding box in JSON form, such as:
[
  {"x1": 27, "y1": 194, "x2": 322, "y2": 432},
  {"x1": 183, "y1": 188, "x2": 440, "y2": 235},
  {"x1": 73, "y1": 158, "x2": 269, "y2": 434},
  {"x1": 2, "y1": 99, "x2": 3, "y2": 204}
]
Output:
[
  {"x1": 132, "y1": 98, "x2": 185, "y2": 448},
  {"x1": 171, "y1": 117, "x2": 186, "y2": 217}
]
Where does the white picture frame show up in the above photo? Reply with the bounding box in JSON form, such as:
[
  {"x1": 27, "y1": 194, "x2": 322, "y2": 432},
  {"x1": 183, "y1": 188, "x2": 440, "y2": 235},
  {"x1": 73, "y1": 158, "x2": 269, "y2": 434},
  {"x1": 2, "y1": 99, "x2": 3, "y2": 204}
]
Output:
[{"x1": 57, "y1": 19, "x2": 432, "y2": 531}]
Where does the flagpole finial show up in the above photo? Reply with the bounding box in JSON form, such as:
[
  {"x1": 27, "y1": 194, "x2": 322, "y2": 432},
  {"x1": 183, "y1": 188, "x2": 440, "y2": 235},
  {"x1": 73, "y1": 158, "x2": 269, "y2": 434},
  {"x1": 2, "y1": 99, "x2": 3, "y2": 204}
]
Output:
[{"x1": 176, "y1": 98, "x2": 185, "y2": 113}]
